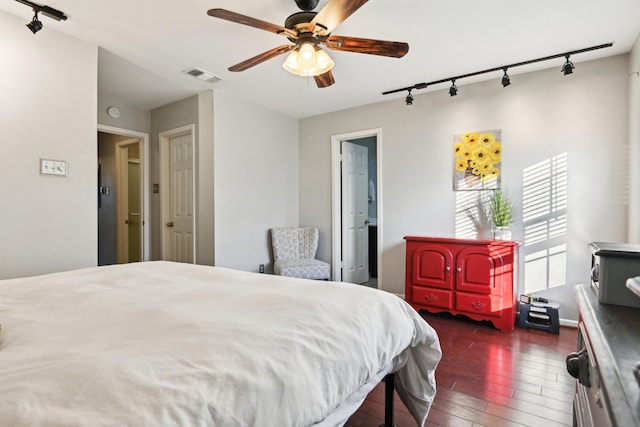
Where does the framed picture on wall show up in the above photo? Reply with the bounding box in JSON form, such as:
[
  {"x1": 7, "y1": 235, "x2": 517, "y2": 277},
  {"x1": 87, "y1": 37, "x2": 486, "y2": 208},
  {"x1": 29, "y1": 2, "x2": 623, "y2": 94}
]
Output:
[{"x1": 453, "y1": 129, "x2": 502, "y2": 191}]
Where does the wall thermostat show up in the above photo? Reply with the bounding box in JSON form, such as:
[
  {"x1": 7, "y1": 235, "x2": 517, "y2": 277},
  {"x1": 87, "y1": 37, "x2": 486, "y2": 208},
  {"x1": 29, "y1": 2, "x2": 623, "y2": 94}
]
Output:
[{"x1": 107, "y1": 106, "x2": 121, "y2": 118}]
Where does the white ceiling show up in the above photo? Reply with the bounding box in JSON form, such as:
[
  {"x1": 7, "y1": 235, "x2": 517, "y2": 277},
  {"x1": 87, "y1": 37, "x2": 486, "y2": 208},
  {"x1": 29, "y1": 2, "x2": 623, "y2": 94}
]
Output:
[{"x1": 2, "y1": 0, "x2": 639, "y2": 118}]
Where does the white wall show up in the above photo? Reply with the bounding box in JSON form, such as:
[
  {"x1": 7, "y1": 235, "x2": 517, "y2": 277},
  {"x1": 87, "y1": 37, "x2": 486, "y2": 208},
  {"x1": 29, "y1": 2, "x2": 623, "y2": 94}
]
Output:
[
  {"x1": 299, "y1": 55, "x2": 629, "y2": 320},
  {"x1": 0, "y1": 12, "x2": 98, "y2": 279},
  {"x1": 98, "y1": 96, "x2": 151, "y2": 135},
  {"x1": 198, "y1": 90, "x2": 215, "y2": 266},
  {"x1": 213, "y1": 91, "x2": 299, "y2": 272}
]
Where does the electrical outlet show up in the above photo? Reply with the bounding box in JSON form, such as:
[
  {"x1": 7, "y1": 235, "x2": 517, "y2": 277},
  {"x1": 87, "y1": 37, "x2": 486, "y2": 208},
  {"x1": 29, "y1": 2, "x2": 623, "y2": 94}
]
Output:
[
  {"x1": 40, "y1": 158, "x2": 67, "y2": 176},
  {"x1": 259, "y1": 264, "x2": 265, "y2": 273}
]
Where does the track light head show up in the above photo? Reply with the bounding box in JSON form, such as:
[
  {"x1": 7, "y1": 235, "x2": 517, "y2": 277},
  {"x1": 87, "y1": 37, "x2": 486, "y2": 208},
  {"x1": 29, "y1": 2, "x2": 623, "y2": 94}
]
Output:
[
  {"x1": 501, "y1": 68, "x2": 511, "y2": 87},
  {"x1": 26, "y1": 11, "x2": 42, "y2": 34},
  {"x1": 405, "y1": 90, "x2": 414, "y2": 106},
  {"x1": 449, "y1": 80, "x2": 458, "y2": 97},
  {"x1": 16, "y1": 1, "x2": 67, "y2": 33},
  {"x1": 562, "y1": 55, "x2": 574, "y2": 75}
]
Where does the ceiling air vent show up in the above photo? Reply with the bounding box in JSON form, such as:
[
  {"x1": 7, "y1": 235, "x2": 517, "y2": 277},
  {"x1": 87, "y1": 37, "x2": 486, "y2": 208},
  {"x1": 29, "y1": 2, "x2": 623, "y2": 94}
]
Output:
[{"x1": 182, "y1": 67, "x2": 222, "y2": 84}]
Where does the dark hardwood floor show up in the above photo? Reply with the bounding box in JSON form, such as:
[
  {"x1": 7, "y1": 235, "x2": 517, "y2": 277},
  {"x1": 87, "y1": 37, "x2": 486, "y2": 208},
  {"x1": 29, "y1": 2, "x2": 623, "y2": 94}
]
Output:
[{"x1": 346, "y1": 311, "x2": 578, "y2": 427}]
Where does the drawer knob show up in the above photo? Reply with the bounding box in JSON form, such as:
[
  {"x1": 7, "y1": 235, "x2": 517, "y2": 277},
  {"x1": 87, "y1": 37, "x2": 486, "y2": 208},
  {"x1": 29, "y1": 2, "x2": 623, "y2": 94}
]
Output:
[
  {"x1": 590, "y1": 264, "x2": 599, "y2": 283},
  {"x1": 566, "y1": 353, "x2": 580, "y2": 378},
  {"x1": 566, "y1": 349, "x2": 590, "y2": 387}
]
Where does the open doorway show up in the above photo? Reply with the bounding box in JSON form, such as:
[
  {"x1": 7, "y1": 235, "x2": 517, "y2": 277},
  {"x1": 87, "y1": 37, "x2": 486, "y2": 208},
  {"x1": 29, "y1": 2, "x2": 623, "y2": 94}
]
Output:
[
  {"x1": 331, "y1": 128, "x2": 381, "y2": 288},
  {"x1": 115, "y1": 139, "x2": 142, "y2": 263},
  {"x1": 97, "y1": 126, "x2": 150, "y2": 265}
]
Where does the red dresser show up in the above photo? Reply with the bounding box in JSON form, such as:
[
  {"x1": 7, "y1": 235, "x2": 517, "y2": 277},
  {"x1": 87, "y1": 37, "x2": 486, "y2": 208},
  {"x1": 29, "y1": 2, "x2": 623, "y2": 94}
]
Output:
[{"x1": 404, "y1": 236, "x2": 519, "y2": 331}]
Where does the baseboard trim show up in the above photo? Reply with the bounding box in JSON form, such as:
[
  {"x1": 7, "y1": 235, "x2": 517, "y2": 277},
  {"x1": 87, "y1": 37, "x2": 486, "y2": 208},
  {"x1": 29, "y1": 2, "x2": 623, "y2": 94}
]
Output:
[{"x1": 560, "y1": 318, "x2": 578, "y2": 328}]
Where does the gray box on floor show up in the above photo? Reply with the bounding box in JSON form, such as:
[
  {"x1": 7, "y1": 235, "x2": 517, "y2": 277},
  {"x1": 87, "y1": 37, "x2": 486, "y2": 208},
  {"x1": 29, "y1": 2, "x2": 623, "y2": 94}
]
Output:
[{"x1": 589, "y1": 242, "x2": 640, "y2": 308}]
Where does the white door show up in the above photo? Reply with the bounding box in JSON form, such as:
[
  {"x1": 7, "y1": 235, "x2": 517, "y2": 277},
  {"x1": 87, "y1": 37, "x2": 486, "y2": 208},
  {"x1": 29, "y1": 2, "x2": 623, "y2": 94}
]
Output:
[
  {"x1": 341, "y1": 141, "x2": 369, "y2": 284},
  {"x1": 167, "y1": 133, "x2": 194, "y2": 263}
]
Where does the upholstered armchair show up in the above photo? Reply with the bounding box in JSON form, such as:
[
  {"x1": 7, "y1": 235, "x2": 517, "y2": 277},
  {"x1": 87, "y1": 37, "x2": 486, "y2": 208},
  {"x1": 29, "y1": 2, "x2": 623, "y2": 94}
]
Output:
[{"x1": 271, "y1": 227, "x2": 330, "y2": 280}]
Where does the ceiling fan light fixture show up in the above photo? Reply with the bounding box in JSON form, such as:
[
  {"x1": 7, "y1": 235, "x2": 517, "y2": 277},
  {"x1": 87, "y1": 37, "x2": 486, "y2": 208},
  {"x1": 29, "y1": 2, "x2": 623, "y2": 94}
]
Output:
[
  {"x1": 299, "y1": 42, "x2": 316, "y2": 66},
  {"x1": 315, "y1": 48, "x2": 334, "y2": 72},
  {"x1": 283, "y1": 44, "x2": 334, "y2": 77}
]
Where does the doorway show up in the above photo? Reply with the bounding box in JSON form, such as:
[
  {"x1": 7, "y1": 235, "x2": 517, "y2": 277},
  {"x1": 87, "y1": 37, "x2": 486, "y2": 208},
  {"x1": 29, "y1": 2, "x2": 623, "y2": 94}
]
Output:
[
  {"x1": 331, "y1": 128, "x2": 381, "y2": 287},
  {"x1": 115, "y1": 139, "x2": 142, "y2": 263},
  {"x1": 97, "y1": 125, "x2": 150, "y2": 265}
]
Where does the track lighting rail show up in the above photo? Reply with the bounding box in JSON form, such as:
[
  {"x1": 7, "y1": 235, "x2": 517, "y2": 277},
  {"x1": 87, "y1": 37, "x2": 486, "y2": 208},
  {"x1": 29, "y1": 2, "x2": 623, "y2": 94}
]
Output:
[
  {"x1": 382, "y1": 42, "x2": 613, "y2": 97},
  {"x1": 15, "y1": 0, "x2": 67, "y2": 21}
]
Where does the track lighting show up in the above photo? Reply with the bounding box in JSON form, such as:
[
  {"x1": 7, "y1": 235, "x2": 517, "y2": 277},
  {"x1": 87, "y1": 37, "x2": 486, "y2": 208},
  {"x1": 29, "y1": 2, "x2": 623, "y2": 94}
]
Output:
[
  {"x1": 562, "y1": 55, "x2": 574, "y2": 75},
  {"x1": 449, "y1": 80, "x2": 458, "y2": 97},
  {"x1": 405, "y1": 89, "x2": 414, "y2": 105},
  {"x1": 26, "y1": 11, "x2": 42, "y2": 34},
  {"x1": 382, "y1": 43, "x2": 613, "y2": 103},
  {"x1": 14, "y1": 0, "x2": 67, "y2": 34},
  {"x1": 501, "y1": 68, "x2": 511, "y2": 87}
]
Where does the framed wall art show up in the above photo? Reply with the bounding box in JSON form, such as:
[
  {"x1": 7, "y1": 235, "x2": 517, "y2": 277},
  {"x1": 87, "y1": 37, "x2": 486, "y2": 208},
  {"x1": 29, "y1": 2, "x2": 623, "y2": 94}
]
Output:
[{"x1": 453, "y1": 129, "x2": 502, "y2": 191}]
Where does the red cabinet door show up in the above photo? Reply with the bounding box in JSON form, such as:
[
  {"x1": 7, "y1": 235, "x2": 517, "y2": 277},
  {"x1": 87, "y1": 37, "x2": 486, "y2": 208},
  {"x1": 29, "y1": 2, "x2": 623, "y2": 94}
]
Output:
[
  {"x1": 455, "y1": 246, "x2": 504, "y2": 295},
  {"x1": 411, "y1": 244, "x2": 454, "y2": 290}
]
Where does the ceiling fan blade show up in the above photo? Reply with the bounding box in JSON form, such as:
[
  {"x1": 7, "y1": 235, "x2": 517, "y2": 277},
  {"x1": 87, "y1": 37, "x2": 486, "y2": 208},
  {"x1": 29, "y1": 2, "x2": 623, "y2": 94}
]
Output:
[
  {"x1": 314, "y1": 70, "x2": 335, "y2": 88},
  {"x1": 207, "y1": 8, "x2": 292, "y2": 36},
  {"x1": 228, "y1": 45, "x2": 295, "y2": 72},
  {"x1": 310, "y1": 0, "x2": 369, "y2": 35},
  {"x1": 325, "y1": 35, "x2": 409, "y2": 58}
]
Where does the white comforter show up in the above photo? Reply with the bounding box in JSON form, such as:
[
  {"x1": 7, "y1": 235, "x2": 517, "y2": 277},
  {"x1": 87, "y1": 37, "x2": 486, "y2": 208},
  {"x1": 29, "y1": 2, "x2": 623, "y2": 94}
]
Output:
[{"x1": 0, "y1": 262, "x2": 441, "y2": 427}]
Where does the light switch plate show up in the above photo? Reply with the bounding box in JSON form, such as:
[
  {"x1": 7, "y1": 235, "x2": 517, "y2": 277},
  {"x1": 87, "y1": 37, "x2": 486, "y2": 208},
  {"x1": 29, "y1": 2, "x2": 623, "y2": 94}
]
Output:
[{"x1": 40, "y1": 158, "x2": 67, "y2": 176}]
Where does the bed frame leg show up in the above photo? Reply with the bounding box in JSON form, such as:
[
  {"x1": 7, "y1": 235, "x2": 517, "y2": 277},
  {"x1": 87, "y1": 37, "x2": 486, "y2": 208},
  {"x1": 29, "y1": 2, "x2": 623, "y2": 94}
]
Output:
[{"x1": 379, "y1": 373, "x2": 396, "y2": 427}]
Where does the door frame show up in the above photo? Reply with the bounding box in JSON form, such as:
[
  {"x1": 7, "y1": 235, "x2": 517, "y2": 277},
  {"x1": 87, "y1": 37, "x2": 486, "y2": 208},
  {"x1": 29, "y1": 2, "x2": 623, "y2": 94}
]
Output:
[
  {"x1": 331, "y1": 128, "x2": 382, "y2": 285},
  {"x1": 159, "y1": 124, "x2": 197, "y2": 262},
  {"x1": 97, "y1": 124, "x2": 150, "y2": 261}
]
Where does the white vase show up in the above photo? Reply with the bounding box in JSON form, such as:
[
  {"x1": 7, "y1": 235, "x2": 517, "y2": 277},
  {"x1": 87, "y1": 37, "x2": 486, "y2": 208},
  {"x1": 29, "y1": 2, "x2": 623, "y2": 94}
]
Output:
[
  {"x1": 476, "y1": 225, "x2": 492, "y2": 240},
  {"x1": 493, "y1": 226, "x2": 512, "y2": 240}
]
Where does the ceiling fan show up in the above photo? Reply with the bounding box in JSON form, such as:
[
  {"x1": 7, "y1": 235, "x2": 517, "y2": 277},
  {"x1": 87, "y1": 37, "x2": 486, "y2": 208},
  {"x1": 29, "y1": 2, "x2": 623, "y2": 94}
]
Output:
[{"x1": 207, "y1": 0, "x2": 409, "y2": 88}]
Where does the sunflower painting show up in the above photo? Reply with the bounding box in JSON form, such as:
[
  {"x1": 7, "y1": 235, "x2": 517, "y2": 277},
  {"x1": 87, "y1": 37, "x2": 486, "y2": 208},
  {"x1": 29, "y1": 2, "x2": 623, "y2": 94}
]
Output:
[{"x1": 453, "y1": 129, "x2": 502, "y2": 190}]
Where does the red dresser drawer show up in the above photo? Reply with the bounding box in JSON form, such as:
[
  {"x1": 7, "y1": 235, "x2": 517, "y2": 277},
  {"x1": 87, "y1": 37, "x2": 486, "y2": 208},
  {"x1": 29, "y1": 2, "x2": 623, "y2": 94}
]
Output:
[
  {"x1": 411, "y1": 286, "x2": 452, "y2": 310},
  {"x1": 455, "y1": 292, "x2": 504, "y2": 317}
]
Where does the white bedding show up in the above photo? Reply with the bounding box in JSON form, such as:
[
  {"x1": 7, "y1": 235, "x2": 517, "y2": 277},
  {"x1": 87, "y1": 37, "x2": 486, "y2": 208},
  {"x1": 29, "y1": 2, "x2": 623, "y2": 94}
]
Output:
[{"x1": 0, "y1": 261, "x2": 441, "y2": 426}]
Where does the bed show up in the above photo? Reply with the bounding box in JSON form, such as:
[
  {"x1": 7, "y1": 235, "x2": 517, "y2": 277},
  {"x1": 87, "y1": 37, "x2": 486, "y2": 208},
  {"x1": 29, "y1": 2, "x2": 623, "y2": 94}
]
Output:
[{"x1": 0, "y1": 261, "x2": 441, "y2": 426}]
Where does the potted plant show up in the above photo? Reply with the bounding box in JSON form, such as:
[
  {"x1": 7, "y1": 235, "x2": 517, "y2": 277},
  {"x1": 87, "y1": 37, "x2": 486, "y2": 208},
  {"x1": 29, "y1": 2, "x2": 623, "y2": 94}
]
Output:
[{"x1": 488, "y1": 189, "x2": 515, "y2": 240}]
